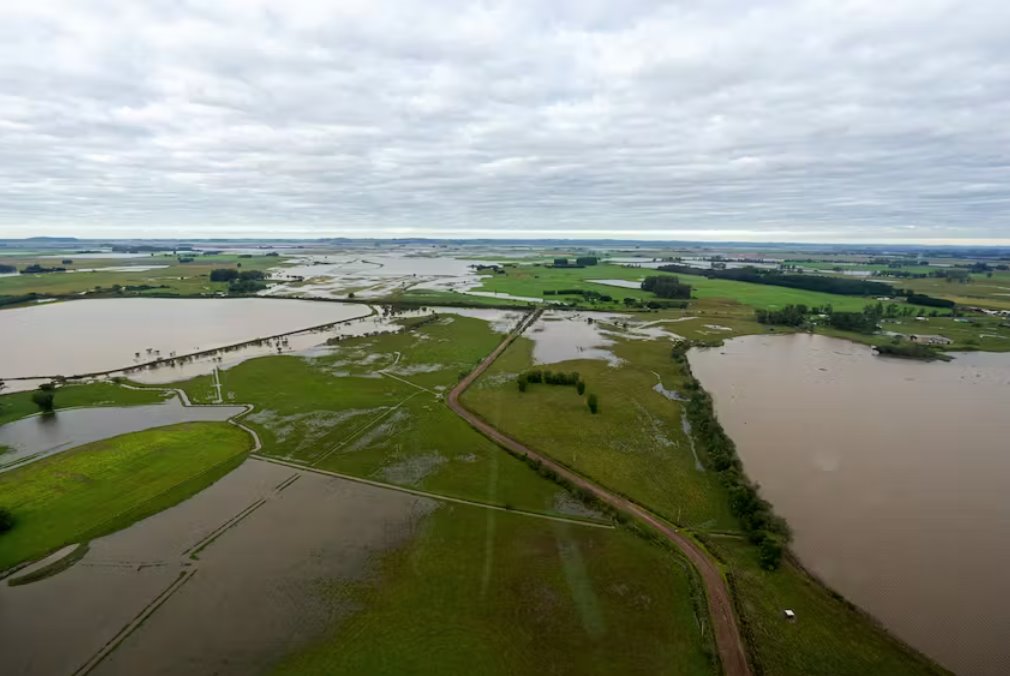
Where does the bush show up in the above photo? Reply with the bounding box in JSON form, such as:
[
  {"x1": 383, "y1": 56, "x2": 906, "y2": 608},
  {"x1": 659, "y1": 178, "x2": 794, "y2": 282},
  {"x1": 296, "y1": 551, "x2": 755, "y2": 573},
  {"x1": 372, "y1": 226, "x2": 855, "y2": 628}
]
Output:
[
  {"x1": 32, "y1": 389, "x2": 55, "y2": 413},
  {"x1": 576, "y1": 380, "x2": 586, "y2": 395},
  {"x1": 0, "y1": 507, "x2": 14, "y2": 534},
  {"x1": 758, "y1": 534, "x2": 784, "y2": 570},
  {"x1": 587, "y1": 393, "x2": 599, "y2": 414},
  {"x1": 517, "y1": 377, "x2": 527, "y2": 392},
  {"x1": 209, "y1": 268, "x2": 239, "y2": 282}
]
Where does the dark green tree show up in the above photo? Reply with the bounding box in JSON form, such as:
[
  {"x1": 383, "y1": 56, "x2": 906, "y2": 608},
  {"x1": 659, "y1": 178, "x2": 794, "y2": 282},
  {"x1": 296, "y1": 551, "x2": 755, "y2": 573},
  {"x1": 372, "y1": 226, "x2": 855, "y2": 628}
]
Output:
[
  {"x1": 32, "y1": 389, "x2": 55, "y2": 413},
  {"x1": 0, "y1": 507, "x2": 14, "y2": 534},
  {"x1": 576, "y1": 380, "x2": 586, "y2": 395},
  {"x1": 587, "y1": 393, "x2": 599, "y2": 414}
]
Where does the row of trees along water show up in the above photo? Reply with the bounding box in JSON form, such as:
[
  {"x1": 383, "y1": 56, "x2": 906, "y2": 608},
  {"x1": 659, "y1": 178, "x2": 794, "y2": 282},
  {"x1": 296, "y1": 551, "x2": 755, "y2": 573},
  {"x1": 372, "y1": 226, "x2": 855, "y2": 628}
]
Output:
[
  {"x1": 672, "y1": 342, "x2": 790, "y2": 569},
  {"x1": 756, "y1": 300, "x2": 954, "y2": 333}
]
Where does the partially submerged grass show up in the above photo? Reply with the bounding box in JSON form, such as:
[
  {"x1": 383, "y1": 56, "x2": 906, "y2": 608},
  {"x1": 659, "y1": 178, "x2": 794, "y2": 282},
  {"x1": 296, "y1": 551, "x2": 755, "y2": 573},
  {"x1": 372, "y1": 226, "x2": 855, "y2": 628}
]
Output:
[
  {"x1": 274, "y1": 504, "x2": 715, "y2": 675},
  {"x1": 172, "y1": 316, "x2": 572, "y2": 515},
  {"x1": 0, "y1": 381, "x2": 170, "y2": 426},
  {"x1": 0, "y1": 421, "x2": 252, "y2": 572}
]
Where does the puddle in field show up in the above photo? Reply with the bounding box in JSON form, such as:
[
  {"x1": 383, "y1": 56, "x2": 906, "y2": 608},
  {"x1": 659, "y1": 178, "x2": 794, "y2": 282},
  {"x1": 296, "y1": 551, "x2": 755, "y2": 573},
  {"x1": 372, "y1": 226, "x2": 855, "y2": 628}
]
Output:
[
  {"x1": 0, "y1": 398, "x2": 245, "y2": 472},
  {"x1": 587, "y1": 278, "x2": 643, "y2": 289},
  {"x1": 0, "y1": 458, "x2": 436, "y2": 676}
]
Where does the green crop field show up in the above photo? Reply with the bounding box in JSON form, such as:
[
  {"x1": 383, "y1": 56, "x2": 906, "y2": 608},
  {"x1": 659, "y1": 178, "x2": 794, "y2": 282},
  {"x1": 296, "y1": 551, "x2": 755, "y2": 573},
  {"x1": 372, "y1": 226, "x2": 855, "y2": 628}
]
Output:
[
  {"x1": 0, "y1": 381, "x2": 170, "y2": 426},
  {"x1": 275, "y1": 503, "x2": 715, "y2": 676},
  {"x1": 0, "y1": 421, "x2": 252, "y2": 571}
]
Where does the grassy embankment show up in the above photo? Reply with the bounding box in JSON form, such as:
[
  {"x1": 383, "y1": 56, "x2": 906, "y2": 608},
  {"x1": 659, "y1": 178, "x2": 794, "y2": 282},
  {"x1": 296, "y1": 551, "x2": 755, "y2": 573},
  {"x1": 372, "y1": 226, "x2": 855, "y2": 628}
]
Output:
[
  {"x1": 0, "y1": 252, "x2": 285, "y2": 301},
  {"x1": 275, "y1": 503, "x2": 715, "y2": 676},
  {"x1": 0, "y1": 381, "x2": 170, "y2": 426},
  {"x1": 172, "y1": 315, "x2": 576, "y2": 517},
  {"x1": 462, "y1": 322, "x2": 946, "y2": 675},
  {"x1": 0, "y1": 422, "x2": 252, "y2": 572}
]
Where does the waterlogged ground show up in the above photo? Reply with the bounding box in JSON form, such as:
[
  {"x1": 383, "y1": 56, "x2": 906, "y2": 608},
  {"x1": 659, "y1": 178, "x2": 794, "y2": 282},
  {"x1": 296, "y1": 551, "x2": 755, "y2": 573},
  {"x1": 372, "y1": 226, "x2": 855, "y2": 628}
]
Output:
[
  {"x1": 172, "y1": 313, "x2": 575, "y2": 517},
  {"x1": 0, "y1": 458, "x2": 435, "y2": 676}
]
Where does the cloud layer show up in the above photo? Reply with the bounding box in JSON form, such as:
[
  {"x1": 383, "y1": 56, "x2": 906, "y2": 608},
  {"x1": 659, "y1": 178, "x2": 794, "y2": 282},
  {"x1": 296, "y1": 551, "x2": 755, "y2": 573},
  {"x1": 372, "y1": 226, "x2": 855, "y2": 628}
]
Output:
[{"x1": 1, "y1": 0, "x2": 1008, "y2": 241}]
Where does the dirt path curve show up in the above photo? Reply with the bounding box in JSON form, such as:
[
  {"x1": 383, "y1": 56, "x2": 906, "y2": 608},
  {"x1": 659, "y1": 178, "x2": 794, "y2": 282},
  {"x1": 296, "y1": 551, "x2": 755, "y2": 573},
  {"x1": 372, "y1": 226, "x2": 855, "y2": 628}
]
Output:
[{"x1": 447, "y1": 308, "x2": 752, "y2": 676}]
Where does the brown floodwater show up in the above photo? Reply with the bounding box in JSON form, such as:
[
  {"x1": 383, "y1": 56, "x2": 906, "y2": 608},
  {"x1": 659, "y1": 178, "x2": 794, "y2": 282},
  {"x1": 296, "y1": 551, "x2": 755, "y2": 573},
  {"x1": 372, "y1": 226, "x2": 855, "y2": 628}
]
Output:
[
  {"x1": 0, "y1": 297, "x2": 371, "y2": 382},
  {"x1": 0, "y1": 458, "x2": 435, "y2": 676},
  {"x1": 689, "y1": 334, "x2": 1010, "y2": 676}
]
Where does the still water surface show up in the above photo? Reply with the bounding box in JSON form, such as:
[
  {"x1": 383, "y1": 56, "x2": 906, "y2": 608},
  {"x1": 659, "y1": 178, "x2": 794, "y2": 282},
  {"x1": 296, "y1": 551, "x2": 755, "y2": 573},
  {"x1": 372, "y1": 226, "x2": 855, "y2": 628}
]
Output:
[
  {"x1": 0, "y1": 298, "x2": 371, "y2": 380},
  {"x1": 0, "y1": 398, "x2": 245, "y2": 472},
  {"x1": 689, "y1": 334, "x2": 1010, "y2": 676}
]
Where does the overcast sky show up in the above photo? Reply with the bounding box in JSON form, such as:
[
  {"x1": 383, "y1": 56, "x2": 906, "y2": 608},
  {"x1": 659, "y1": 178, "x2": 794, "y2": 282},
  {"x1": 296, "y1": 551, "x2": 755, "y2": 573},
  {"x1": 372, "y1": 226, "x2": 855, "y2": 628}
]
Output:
[{"x1": 1, "y1": 1, "x2": 1008, "y2": 243}]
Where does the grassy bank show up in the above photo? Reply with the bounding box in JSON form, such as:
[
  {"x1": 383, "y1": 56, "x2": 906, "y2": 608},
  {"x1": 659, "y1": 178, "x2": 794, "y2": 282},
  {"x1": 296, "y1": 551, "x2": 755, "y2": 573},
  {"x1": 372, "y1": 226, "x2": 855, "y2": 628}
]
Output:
[
  {"x1": 0, "y1": 421, "x2": 252, "y2": 572},
  {"x1": 275, "y1": 503, "x2": 715, "y2": 675},
  {"x1": 710, "y1": 537, "x2": 947, "y2": 676},
  {"x1": 0, "y1": 381, "x2": 170, "y2": 426}
]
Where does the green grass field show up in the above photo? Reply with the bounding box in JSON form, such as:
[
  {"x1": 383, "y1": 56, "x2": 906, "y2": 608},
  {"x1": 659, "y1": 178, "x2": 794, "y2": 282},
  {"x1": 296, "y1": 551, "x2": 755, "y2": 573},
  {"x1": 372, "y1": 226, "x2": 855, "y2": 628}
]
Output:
[
  {"x1": 275, "y1": 503, "x2": 715, "y2": 675},
  {"x1": 0, "y1": 381, "x2": 170, "y2": 426},
  {"x1": 0, "y1": 252, "x2": 285, "y2": 299},
  {"x1": 470, "y1": 262, "x2": 899, "y2": 312},
  {"x1": 462, "y1": 330, "x2": 738, "y2": 531},
  {"x1": 0, "y1": 421, "x2": 252, "y2": 571},
  {"x1": 710, "y1": 537, "x2": 946, "y2": 676}
]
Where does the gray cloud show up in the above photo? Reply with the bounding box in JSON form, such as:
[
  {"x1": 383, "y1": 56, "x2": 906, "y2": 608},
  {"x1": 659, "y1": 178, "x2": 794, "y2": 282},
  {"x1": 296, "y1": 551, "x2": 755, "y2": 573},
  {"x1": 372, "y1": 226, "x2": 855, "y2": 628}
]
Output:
[{"x1": 1, "y1": 0, "x2": 1008, "y2": 242}]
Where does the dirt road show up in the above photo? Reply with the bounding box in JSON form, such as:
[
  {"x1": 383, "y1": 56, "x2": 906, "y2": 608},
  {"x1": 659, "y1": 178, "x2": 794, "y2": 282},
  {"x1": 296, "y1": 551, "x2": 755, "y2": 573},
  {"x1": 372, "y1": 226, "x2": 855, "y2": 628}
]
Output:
[{"x1": 447, "y1": 308, "x2": 752, "y2": 676}]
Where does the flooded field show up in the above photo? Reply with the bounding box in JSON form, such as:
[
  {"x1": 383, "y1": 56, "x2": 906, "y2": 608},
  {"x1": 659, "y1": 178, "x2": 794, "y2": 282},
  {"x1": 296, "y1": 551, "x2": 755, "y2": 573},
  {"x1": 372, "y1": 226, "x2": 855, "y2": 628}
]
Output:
[
  {"x1": 689, "y1": 334, "x2": 1010, "y2": 675},
  {"x1": 0, "y1": 298, "x2": 371, "y2": 383},
  {"x1": 0, "y1": 458, "x2": 435, "y2": 676},
  {"x1": 526, "y1": 311, "x2": 684, "y2": 365},
  {"x1": 262, "y1": 253, "x2": 489, "y2": 299},
  {"x1": 0, "y1": 397, "x2": 245, "y2": 471}
]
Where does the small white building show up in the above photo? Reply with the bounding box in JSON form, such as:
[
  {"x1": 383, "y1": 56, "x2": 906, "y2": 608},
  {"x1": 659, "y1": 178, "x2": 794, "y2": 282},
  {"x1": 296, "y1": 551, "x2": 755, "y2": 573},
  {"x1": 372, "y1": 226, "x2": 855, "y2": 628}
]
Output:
[{"x1": 783, "y1": 609, "x2": 796, "y2": 621}]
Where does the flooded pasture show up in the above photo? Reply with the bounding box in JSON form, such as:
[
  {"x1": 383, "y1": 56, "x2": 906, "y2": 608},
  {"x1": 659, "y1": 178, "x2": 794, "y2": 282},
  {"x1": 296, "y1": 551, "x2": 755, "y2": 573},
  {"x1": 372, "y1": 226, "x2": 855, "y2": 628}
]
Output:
[
  {"x1": 0, "y1": 458, "x2": 435, "y2": 676},
  {"x1": 526, "y1": 311, "x2": 684, "y2": 365},
  {"x1": 0, "y1": 397, "x2": 245, "y2": 471},
  {"x1": 689, "y1": 334, "x2": 1010, "y2": 676},
  {"x1": 0, "y1": 298, "x2": 371, "y2": 384}
]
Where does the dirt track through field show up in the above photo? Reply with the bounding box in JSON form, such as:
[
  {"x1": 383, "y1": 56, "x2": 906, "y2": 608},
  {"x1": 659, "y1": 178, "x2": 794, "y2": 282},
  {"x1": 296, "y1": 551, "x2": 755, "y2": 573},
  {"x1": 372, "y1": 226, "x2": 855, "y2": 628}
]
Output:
[{"x1": 447, "y1": 308, "x2": 752, "y2": 676}]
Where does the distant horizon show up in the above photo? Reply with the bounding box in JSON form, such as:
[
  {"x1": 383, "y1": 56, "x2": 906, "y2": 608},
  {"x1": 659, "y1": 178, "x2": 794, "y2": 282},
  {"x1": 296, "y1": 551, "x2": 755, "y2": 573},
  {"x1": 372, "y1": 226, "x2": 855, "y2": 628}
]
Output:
[{"x1": 5, "y1": 233, "x2": 1010, "y2": 249}]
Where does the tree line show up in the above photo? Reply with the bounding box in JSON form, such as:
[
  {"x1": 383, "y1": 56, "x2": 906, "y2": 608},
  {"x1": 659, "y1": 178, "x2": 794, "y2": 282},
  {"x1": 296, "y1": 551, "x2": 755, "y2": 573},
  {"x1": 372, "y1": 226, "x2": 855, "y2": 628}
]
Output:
[
  {"x1": 672, "y1": 342, "x2": 789, "y2": 569},
  {"x1": 656, "y1": 264, "x2": 892, "y2": 296},
  {"x1": 641, "y1": 275, "x2": 692, "y2": 299},
  {"x1": 516, "y1": 369, "x2": 598, "y2": 413}
]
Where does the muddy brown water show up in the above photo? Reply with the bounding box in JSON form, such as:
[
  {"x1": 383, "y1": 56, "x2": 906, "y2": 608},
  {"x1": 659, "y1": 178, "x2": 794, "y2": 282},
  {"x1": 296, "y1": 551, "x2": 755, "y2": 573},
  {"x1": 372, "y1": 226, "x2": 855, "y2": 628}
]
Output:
[
  {"x1": 0, "y1": 398, "x2": 245, "y2": 471},
  {"x1": 0, "y1": 458, "x2": 435, "y2": 676},
  {"x1": 689, "y1": 334, "x2": 1010, "y2": 676},
  {"x1": 0, "y1": 297, "x2": 372, "y2": 382}
]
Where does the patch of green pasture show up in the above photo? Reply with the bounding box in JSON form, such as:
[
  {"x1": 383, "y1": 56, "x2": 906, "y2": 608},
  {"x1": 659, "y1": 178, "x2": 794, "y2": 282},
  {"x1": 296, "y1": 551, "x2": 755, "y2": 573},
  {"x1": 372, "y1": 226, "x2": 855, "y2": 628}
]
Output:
[
  {"x1": 0, "y1": 381, "x2": 171, "y2": 426},
  {"x1": 0, "y1": 253, "x2": 287, "y2": 298},
  {"x1": 472, "y1": 262, "x2": 897, "y2": 311},
  {"x1": 711, "y1": 537, "x2": 947, "y2": 676},
  {"x1": 462, "y1": 334, "x2": 737, "y2": 531},
  {"x1": 0, "y1": 421, "x2": 252, "y2": 571},
  {"x1": 274, "y1": 504, "x2": 715, "y2": 675},
  {"x1": 898, "y1": 272, "x2": 1010, "y2": 310},
  {"x1": 817, "y1": 315, "x2": 1010, "y2": 352}
]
